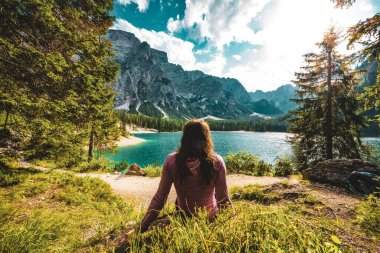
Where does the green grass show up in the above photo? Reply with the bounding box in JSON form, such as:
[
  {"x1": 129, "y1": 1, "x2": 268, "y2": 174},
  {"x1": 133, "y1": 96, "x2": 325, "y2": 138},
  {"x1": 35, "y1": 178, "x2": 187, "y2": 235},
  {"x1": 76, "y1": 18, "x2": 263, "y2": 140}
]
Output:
[
  {"x1": 121, "y1": 184, "x2": 379, "y2": 252},
  {"x1": 355, "y1": 195, "x2": 380, "y2": 238},
  {"x1": 31, "y1": 159, "x2": 58, "y2": 169},
  {"x1": 125, "y1": 203, "x2": 349, "y2": 252},
  {"x1": 0, "y1": 166, "x2": 136, "y2": 252},
  {"x1": 230, "y1": 184, "x2": 281, "y2": 204},
  {"x1": 72, "y1": 157, "x2": 112, "y2": 173},
  {"x1": 143, "y1": 164, "x2": 162, "y2": 177},
  {"x1": 1, "y1": 160, "x2": 379, "y2": 252}
]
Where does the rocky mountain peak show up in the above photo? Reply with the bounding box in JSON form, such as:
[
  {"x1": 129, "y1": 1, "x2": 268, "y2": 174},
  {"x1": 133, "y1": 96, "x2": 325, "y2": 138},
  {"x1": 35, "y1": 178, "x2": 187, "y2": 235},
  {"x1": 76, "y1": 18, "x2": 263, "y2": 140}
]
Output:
[{"x1": 108, "y1": 29, "x2": 283, "y2": 119}]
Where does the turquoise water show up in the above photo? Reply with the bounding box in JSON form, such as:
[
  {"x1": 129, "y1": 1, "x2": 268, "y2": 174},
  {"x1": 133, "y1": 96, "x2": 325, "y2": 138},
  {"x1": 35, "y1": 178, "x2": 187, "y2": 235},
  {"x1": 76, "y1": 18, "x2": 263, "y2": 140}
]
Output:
[
  {"x1": 105, "y1": 132, "x2": 291, "y2": 166},
  {"x1": 105, "y1": 132, "x2": 380, "y2": 167}
]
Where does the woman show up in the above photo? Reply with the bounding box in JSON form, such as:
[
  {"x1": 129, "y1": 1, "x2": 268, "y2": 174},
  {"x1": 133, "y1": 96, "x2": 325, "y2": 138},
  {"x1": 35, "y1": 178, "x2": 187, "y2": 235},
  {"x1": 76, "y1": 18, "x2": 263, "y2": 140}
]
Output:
[{"x1": 140, "y1": 119, "x2": 234, "y2": 232}]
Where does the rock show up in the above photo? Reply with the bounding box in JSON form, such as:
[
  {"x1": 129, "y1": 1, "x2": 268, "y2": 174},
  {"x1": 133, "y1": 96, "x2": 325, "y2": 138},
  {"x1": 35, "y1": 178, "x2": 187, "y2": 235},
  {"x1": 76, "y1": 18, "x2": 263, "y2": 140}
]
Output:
[
  {"x1": 347, "y1": 171, "x2": 380, "y2": 195},
  {"x1": 302, "y1": 159, "x2": 380, "y2": 188},
  {"x1": 107, "y1": 29, "x2": 282, "y2": 119},
  {"x1": 125, "y1": 163, "x2": 146, "y2": 176}
]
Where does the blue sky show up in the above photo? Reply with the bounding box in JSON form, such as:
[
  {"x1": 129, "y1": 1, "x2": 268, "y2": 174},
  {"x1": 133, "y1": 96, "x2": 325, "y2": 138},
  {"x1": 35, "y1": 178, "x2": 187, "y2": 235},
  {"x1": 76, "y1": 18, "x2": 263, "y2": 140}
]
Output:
[{"x1": 111, "y1": 0, "x2": 380, "y2": 91}]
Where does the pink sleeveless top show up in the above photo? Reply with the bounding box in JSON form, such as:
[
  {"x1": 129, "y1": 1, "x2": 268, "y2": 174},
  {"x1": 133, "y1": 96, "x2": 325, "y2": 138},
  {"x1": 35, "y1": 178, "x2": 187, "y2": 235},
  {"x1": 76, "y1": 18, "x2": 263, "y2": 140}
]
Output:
[{"x1": 141, "y1": 152, "x2": 232, "y2": 232}]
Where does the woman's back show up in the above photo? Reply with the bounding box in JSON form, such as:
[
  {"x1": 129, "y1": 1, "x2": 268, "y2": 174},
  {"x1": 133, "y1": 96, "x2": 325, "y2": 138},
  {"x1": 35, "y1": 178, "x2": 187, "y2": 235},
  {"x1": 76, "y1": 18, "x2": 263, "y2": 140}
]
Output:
[
  {"x1": 140, "y1": 119, "x2": 233, "y2": 232},
  {"x1": 169, "y1": 153, "x2": 230, "y2": 215},
  {"x1": 140, "y1": 152, "x2": 231, "y2": 232}
]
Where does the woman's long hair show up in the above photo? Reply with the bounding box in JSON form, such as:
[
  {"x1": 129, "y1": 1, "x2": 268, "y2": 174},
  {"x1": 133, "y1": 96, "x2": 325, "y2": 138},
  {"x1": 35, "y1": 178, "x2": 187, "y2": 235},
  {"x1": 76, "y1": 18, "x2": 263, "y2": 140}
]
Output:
[{"x1": 175, "y1": 119, "x2": 217, "y2": 185}]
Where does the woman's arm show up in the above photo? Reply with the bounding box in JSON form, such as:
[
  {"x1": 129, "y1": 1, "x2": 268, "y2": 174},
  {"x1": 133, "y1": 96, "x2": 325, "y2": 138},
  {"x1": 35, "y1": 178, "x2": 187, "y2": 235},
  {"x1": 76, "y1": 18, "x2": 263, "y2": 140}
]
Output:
[
  {"x1": 140, "y1": 156, "x2": 173, "y2": 232},
  {"x1": 214, "y1": 156, "x2": 234, "y2": 212}
]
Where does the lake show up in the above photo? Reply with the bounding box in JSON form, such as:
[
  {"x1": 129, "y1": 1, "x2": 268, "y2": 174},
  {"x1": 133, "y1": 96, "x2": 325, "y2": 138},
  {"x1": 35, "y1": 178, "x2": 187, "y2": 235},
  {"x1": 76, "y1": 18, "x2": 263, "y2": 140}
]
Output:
[{"x1": 104, "y1": 132, "x2": 380, "y2": 167}]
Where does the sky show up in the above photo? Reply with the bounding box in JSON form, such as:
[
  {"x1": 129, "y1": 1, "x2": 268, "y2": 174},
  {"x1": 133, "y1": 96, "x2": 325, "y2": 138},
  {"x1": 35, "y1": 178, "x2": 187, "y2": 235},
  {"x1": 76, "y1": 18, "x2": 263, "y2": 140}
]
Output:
[{"x1": 111, "y1": 0, "x2": 380, "y2": 92}]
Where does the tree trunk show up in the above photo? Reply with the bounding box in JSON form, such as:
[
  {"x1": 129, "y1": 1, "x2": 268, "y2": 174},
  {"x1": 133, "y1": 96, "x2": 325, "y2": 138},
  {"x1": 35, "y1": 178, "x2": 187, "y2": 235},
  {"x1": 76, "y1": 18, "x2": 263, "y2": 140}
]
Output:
[
  {"x1": 88, "y1": 126, "x2": 95, "y2": 162},
  {"x1": 3, "y1": 108, "x2": 9, "y2": 134},
  {"x1": 326, "y1": 50, "x2": 333, "y2": 159}
]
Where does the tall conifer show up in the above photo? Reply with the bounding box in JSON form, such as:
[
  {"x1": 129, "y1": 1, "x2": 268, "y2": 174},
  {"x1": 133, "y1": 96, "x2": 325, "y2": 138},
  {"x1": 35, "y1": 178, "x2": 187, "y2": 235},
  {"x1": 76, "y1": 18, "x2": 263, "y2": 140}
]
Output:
[{"x1": 289, "y1": 27, "x2": 367, "y2": 170}]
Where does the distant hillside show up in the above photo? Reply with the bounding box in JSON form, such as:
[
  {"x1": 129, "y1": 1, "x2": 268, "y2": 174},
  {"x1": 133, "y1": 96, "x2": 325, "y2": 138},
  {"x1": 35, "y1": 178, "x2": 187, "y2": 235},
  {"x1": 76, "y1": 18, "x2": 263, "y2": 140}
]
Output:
[
  {"x1": 107, "y1": 29, "x2": 283, "y2": 119},
  {"x1": 249, "y1": 84, "x2": 297, "y2": 113},
  {"x1": 250, "y1": 99, "x2": 283, "y2": 115}
]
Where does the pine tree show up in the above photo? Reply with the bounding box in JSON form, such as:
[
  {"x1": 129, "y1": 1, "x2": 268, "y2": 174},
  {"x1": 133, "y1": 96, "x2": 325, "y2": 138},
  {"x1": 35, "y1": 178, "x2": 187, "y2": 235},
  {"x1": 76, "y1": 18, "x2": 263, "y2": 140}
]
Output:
[
  {"x1": 333, "y1": 1, "x2": 380, "y2": 127},
  {"x1": 0, "y1": 0, "x2": 119, "y2": 165},
  {"x1": 347, "y1": 14, "x2": 380, "y2": 125},
  {"x1": 289, "y1": 27, "x2": 368, "y2": 170}
]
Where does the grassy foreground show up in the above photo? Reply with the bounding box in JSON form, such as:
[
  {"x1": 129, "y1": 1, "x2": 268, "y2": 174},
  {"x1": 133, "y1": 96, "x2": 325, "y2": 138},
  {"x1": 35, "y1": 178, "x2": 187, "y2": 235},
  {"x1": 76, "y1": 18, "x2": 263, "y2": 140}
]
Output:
[
  {"x1": 0, "y1": 163, "x2": 136, "y2": 252},
  {"x1": 0, "y1": 161, "x2": 379, "y2": 252}
]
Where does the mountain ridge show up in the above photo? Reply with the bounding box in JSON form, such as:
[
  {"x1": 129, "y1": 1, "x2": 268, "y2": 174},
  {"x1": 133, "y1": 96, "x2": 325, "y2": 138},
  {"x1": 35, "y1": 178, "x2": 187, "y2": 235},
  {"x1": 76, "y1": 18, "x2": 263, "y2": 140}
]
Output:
[
  {"x1": 107, "y1": 29, "x2": 283, "y2": 119},
  {"x1": 249, "y1": 84, "x2": 297, "y2": 113}
]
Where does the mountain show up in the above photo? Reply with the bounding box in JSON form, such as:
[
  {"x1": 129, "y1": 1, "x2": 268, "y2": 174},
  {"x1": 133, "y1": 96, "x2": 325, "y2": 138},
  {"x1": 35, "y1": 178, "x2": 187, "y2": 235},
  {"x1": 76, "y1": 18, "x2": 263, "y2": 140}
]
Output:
[
  {"x1": 106, "y1": 29, "x2": 283, "y2": 119},
  {"x1": 249, "y1": 84, "x2": 297, "y2": 113}
]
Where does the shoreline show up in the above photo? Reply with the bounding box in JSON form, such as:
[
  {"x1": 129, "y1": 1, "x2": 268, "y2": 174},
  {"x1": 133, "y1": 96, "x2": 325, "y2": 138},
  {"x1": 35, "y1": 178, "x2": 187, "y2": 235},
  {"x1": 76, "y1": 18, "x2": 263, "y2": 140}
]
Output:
[
  {"x1": 126, "y1": 125, "x2": 158, "y2": 134},
  {"x1": 116, "y1": 136, "x2": 146, "y2": 147}
]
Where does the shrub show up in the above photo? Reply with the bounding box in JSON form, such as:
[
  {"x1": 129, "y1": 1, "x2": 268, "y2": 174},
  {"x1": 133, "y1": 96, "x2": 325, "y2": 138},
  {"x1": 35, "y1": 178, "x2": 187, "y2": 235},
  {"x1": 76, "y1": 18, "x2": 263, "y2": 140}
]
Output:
[
  {"x1": 224, "y1": 151, "x2": 272, "y2": 176},
  {"x1": 114, "y1": 160, "x2": 129, "y2": 172},
  {"x1": 0, "y1": 161, "x2": 37, "y2": 187},
  {"x1": 0, "y1": 173, "x2": 23, "y2": 187},
  {"x1": 256, "y1": 160, "x2": 273, "y2": 176},
  {"x1": 143, "y1": 162, "x2": 162, "y2": 177},
  {"x1": 74, "y1": 158, "x2": 110, "y2": 173},
  {"x1": 273, "y1": 156, "x2": 296, "y2": 177}
]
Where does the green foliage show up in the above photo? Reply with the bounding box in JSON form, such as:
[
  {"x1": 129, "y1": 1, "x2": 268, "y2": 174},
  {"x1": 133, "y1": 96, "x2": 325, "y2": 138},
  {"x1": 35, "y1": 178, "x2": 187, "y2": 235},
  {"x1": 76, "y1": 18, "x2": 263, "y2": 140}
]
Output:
[
  {"x1": 126, "y1": 202, "x2": 347, "y2": 252},
  {"x1": 230, "y1": 184, "x2": 281, "y2": 204},
  {"x1": 0, "y1": 0, "x2": 121, "y2": 164},
  {"x1": 116, "y1": 111, "x2": 289, "y2": 132},
  {"x1": 356, "y1": 195, "x2": 380, "y2": 237},
  {"x1": 117, "y1": 111, "x2": 185, "y2": 132},
  {"x1": 207, "y1": 116, "x2": 289, "y2": 132},
  {"x1": 74, "y1": 158, "x2": 110, "y2": 173},
  {"x1": 347, "y1": 14, "x2": 380, "y2": 126},
  {"x1": 23, "y1": 121, "x2": 86, "y2": 168},
  {"x1": 0, "y1": 160, "x2": 37, "y2": 187},
  {"x1": 274, "y1": 156, "x2": 297, "y2": 176},
  {"x1": 0, "y1": 169, "x2": 135, "y2": 252},
  {"x1": 143, "y1": 163, "x2": 162, "y2": 177},
  {"x1": 224, "y1": 151, "x2": 273, "y2": 176},
  {"x1": 2, "y1": 162, "x2": 377, "y2": 252},
  {"x1": 114, "y1": 160, "x2": 129, "y2": 172},
  {"x1": 289, "y1": 27, "x2": 368, "y2": 170}
]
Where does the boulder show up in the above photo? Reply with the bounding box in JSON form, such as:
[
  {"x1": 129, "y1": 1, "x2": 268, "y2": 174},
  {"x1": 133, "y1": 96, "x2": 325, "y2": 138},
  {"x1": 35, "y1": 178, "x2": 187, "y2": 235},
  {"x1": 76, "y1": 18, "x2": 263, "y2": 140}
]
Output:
[
  {"x1": 302, "y1": 159, "x2": 380, "y2": 188},
  {"x1": 125, "y1": 163, "x2": 146, "y2": 176}
]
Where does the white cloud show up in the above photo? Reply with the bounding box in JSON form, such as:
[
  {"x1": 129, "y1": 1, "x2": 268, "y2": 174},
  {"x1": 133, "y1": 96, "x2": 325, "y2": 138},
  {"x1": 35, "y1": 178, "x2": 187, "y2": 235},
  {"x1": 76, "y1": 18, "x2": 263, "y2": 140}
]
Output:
[
  {"x1": 176, "y1": 0, "x2": 271, "y2": 49},
  {"x1": 112, "y1": 19, "x2": 228, "y2": 78},
  {"x1": 113, "y1": 19, "x2": 197, "y2": 70},
  {"x1": 167, "y1": 17, "x2": 182, "y2": 34},
  {"x1": 116, "y1": 0, "x2": 150, "y2": 12},
  {"x1": 195, "y1": 53, "x2": 227, "y2": 77},
  {"x1": 113, "y1": 0, "x2": 377, "y2": 92},
  {"x1": 229, "y1": 0, "x2": 376, "y2": 91}
]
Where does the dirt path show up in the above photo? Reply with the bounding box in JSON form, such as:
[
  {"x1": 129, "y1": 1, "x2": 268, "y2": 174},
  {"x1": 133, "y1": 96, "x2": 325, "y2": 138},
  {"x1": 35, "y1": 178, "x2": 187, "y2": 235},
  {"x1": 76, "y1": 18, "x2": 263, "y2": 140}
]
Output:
[
  {"x1": 85, "y1": 173, "x2": 287, "y2": 206},
  {"x1": 19, "y1": 160, "x2": 287, "y2": 206}
]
